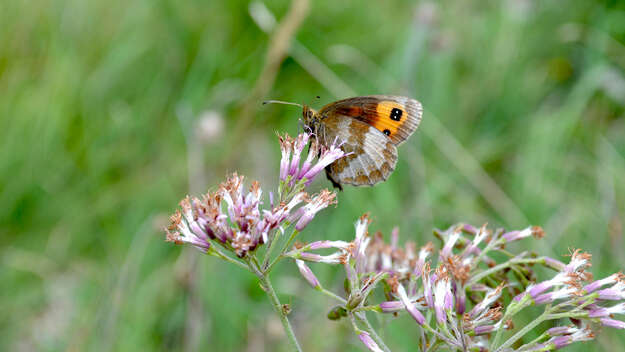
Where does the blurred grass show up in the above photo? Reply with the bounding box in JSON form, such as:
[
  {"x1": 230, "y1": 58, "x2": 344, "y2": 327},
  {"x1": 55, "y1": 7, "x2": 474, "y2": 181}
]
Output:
[{"x1": 1, "y1": 0, "x2": 625, "y2": 351}]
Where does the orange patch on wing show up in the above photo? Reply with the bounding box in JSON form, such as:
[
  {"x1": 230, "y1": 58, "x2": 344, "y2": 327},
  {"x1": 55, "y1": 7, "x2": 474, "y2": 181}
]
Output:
[{"x1": 373, "y1": 101, "x2": 406, "y2": 137}]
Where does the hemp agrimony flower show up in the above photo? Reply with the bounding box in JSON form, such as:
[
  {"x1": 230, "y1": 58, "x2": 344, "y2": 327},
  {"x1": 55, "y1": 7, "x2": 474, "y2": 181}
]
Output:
[
  {"x1": 164, "y1": 127, "x2": 625, "y2": 352},
  {"x1": 166, "y1": 131, "x2": 346, "y2": 259},
  {"x1": 164, "y1": 131, "x2": 347, "y2": 352},
  {"x1": 291, "y1": 218, "x2": 625, "y2": 351}
]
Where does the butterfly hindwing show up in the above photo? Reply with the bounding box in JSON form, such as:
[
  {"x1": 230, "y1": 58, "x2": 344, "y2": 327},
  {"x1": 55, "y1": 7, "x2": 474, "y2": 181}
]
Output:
[
  {"x1": 319, "y1": 95, "x2": 423, "y2": 146},
  {"x1": 321, "y1": 115, "x2": 398, "y2": 187}
]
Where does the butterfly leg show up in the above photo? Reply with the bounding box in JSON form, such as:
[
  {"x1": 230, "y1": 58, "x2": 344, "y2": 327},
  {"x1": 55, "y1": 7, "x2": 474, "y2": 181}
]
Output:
[{"x1": 324, "y1": 167, "x2": 343, "y2": 191}]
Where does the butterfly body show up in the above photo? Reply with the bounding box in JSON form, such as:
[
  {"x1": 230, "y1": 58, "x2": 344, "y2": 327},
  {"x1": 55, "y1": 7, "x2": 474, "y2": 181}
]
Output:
[{"x1": 302, "y1": 95, "x2": 423, "y2": 189}]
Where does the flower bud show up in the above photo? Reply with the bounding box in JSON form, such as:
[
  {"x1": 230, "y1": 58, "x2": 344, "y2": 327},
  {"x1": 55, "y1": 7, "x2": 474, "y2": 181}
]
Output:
[{"x1": 327, "y1": 305, "x2": 348, "y2": 320}]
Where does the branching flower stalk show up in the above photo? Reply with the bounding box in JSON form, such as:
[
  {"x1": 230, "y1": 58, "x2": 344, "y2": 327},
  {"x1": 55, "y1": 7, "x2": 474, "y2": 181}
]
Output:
[
  {"x1": 165, "y1": 131, "x2": 348, "y2": 351},
  {"x1": 289, "y1": 218, "x2": 625, "y2": 351},
  {"x1": 165, "y1": 130, "x2": 625, "y2": 351}
]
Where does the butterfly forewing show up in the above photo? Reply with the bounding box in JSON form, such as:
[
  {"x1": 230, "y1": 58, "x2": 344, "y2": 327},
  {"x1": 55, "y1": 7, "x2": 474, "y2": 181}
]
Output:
[
  {"x1": 321, "y1": 115, "x2": 398, "y2": 187},
  {"x1": 319, "y1": 95, "x2": 423, "y2": 146}
]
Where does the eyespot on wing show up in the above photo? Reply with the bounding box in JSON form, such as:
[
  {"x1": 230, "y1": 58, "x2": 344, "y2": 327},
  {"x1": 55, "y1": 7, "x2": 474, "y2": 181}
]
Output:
[{"x1": 320, "y1": 95, "x2": 423, "y2": 145}]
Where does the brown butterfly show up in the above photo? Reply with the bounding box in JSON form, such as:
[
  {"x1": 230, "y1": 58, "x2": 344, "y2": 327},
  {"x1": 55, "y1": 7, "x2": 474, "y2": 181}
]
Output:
[{"x1": 265, "y1": 95, "x2": 423, "y2": 189}]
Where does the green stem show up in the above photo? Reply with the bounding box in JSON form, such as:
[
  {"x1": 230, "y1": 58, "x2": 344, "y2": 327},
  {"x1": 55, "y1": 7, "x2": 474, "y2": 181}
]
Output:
[
  {"x1": 422, "y1": 322, "x2": 460, "y2": 349},
  {"x1": 280, "y1": 229, "x2": 300, "y2": 256},
  {"x1": 550, "y1": 294, "x2": 594, "y2": 313},
  {"x1": 494, "y1": 293, "x2": 596, "y2": 351},
  {"x1": 208, "y1": 246, "x2": 250, "y2": 272},
  {"x1": 494, "y1": 311, "x2": 547, "y2": 352},
  {"x1": 264, "y1": 254, "x2": 284, "y2": 274},
  {"x1": 318, "y1": 287, "x2": 347, "y2": 304},
  {"x1": 468, "y1": 257, "x2": 547, "y2": 286},
  {"x1": 425, "y1": 338, "x2": 442, "y2": 352},
  {"x1": 420, "y1": 327, "x2": 428, "y2": 352},
  {"x1": 521, "y1": 332, "x2": 549, "y2": 349},
  {"x1": 471, "y1": 237, "x2": 502, "y2": 268},
  {"x1": 352, "y1": 305, "x2": 382, "y2": 313},
  {"x1": 262, "y1": 228, "x2": 281, "y2": 270},
  {"x1": 264, "y1": 229, "x2": 299, "y2": 275},
  {"x1": 247, "y1": 258, "x2": 302, "y2": 352},
  {"x1": 250, "y1": 254, "x2": 263, "y2": 272}
]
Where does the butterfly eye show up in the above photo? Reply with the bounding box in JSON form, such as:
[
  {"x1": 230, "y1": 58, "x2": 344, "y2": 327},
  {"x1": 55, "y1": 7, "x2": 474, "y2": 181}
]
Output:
[
  {"x1": 383, "y1": 129, "x2": 391, "y2": 136},
  {"x1": 390, "y1": 108, "x2": 403, "y2": 121}
]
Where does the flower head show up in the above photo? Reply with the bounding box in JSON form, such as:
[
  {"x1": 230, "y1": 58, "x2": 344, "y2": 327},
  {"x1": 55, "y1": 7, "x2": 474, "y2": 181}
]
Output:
[
  {"x1": 295, "y1": 220, "x2": 625, "y2": 350},
  {"x1": 165, "y1": 205, "x2": 211, "y2": 253},
  {"x1": 502, "y1": 226, "x2": 544, "y2": 242},
  {"x1": 300, "y1": 137, "x2": 350, "y2": 184},
  {"x1": 433, "y1": 267, "x2": 453, "y2": 324},
  {"x1": 278, "y1": 132, "x2": 349, "y2": 187},
  {"x1": 294, "y1": 189, "x2": 337, "y2": 231}
]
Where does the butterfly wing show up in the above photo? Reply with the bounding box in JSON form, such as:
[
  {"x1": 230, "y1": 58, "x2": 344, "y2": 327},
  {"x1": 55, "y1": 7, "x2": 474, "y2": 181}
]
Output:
[
  {"x1": 319, "y1": 95, "x2": 423, "y2": 146},
  {"x1": 321, "y1": 115, "x2": 398, "y2": 187}
]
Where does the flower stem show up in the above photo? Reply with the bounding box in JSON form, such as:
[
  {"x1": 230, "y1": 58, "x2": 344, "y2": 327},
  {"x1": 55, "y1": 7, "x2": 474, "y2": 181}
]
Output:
[
  {"x1": 353, "y1": 305, "x2": 382, "y2": 313},
  {"x1": 247, "y1": 258, "x2": 302, "y2": 351},
  {"x1": 422, "y1": 321, "x2": 461, "y2": 348},
  {"x1": 494, "y1": 293, "x2": 596, "y2": 351},
  {"x1": 468, "y1": 257, "x2": 548, "y2": 286},
  {"x1": 260, "y1": 273, "x2": 302, "y2": 351},
  {"x1": 264, "y1": 254, "x2": 284, "y2": 274},
  {"x1": 280, "y1": 229, "x2": 300, "y2": 257},
  {"x1": 471, "y1": 237, "x2": 502, "y2": 268},
  {"x1": 208, "y1": 246, "x2": 250, "y2": 272},
  {"x1": 493, "y1": 312, "x2": 547, "y2": 352},
  {"x1": 262, "y1": 224, "x2": 294, "y2": 271},
  {"x1": 317, "y1": 287, "x2": 347, "y2": 304},
  {"x1": 262, "y1": 229, "x2": 281, "y2": 269},
  {"x1": 521, "y1": 332, "x2": 549, "y2": 349},
  {"x1": 264, "y1": 229, "x2": 299, "y2": 275}
]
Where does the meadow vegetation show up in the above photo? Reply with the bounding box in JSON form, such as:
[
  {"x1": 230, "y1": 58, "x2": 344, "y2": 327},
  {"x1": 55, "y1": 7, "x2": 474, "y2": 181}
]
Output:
[{"x1": 2, "y1": 0, "x2": 625, "y2": 350}]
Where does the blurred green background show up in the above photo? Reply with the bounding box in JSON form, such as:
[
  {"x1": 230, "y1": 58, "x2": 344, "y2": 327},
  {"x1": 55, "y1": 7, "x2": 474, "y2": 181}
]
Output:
[{"x1": 2, "y1": 0, "x2": 625, "y2": 350}]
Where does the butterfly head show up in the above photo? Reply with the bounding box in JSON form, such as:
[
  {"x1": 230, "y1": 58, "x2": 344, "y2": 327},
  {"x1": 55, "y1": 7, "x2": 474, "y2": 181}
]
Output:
[{"x1": 302, "y1": 104, "x2": 321, "y2": 128}]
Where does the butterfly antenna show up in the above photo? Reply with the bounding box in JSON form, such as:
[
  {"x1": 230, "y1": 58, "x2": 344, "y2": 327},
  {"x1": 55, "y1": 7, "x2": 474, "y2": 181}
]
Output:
[{"x1": 262, "y1": 100, "x2": 303, "y2": 108}]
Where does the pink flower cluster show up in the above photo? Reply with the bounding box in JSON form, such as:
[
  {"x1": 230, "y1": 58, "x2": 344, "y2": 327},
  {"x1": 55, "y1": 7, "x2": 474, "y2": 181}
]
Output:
[
  {"x1": 165, "y1": 173, "x2": 297, "y2": 257},
  {"x1": 278, "y1": 132, "x2": 348, "y2": 187},
  {"x1": 290, "y1": 218, "x2": 625, "y2": 351},
  {"x1": 165, "y1": 131, "x2": 347, "y2": 258}
]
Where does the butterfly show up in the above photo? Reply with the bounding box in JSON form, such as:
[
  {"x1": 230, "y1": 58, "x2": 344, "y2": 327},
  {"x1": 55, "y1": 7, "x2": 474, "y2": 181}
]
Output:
[{"x1": 265, "y1": 95, "x2": 423, "y2": 190}]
